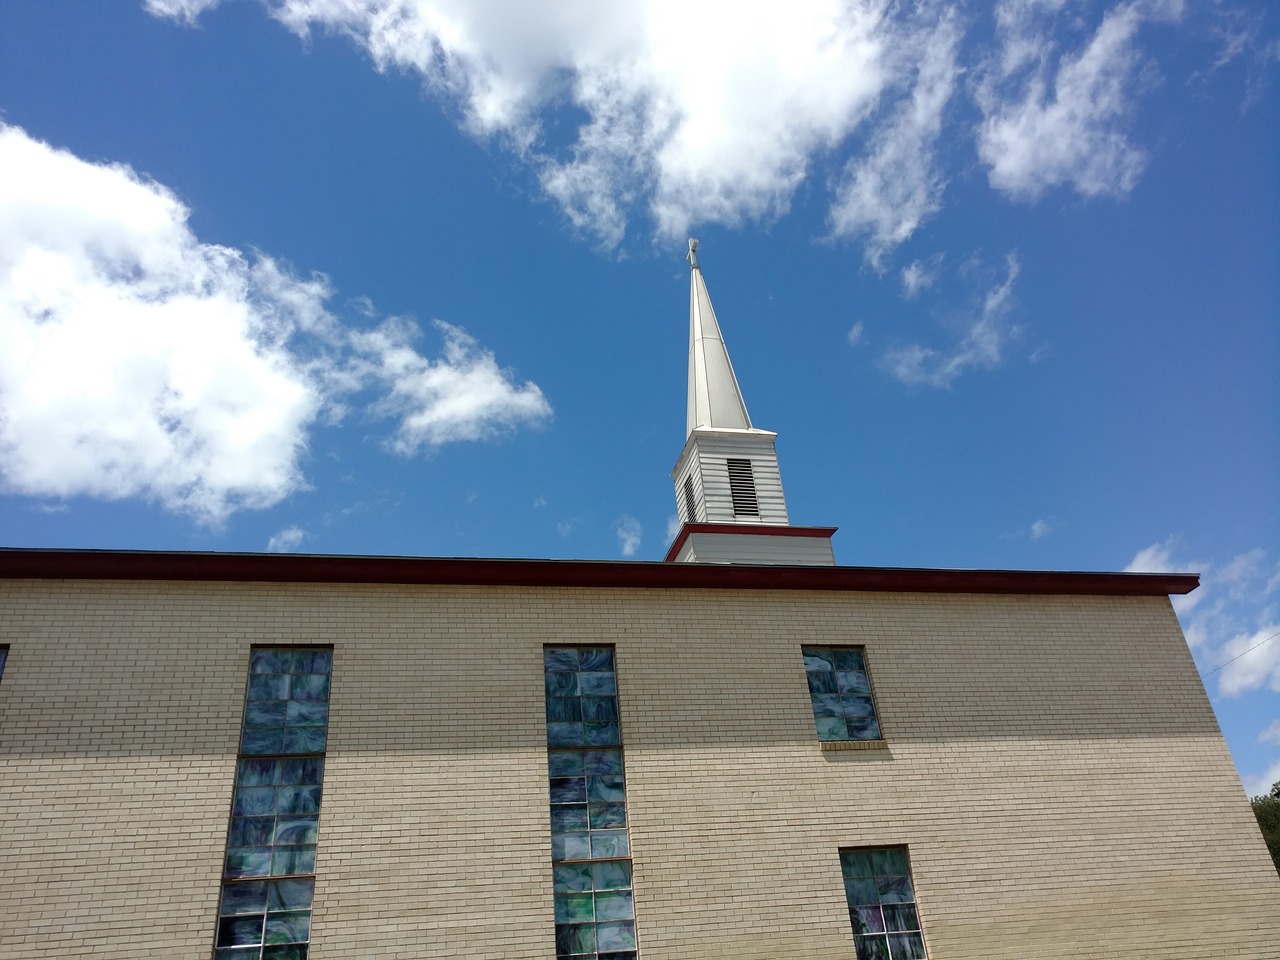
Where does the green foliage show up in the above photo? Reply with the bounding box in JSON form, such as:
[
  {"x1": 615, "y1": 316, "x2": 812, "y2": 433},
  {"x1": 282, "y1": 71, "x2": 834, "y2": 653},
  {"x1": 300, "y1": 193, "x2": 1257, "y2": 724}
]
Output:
[{"x1": 1251, "y1": 781, "x2": 1280, "y2": 875}]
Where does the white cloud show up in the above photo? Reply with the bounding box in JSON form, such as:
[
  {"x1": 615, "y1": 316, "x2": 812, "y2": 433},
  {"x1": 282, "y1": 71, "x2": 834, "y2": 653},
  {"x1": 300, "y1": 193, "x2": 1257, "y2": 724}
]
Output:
[
  {"x1": 151, "y1": 0, "x2": 904, "y2": 249},
  {"x1": 881, "y1": 253, "x2": 1020, "y2": 388},
  {"x1": 0, "y1": 124, "x2": 551, "y2": 524},
  {"x1": 665, "y1": 513, "x2": 682, "y2": 542},
  {"x1": 143, "y1": 0, "x2": 222, "y2": 23},
  {"x1": 1244, "y1": 758, "x2": 1280, "y2": 799},
  {"x1": 1124, "y1": 538, "x2": 1182, "y2": 574},
  {"x1": 557, "y1": 518, "x2": 580, "y2": 538},
  {"x1": 266, "y1": 526, "x2": 307, "y2": 552},
  {"x1": 533, "y1": 495, "x2": 548, "y2": 509},
  {"x1": 1030, "y1": 518, "x2": 1054, "y2": 540},
  {"x1": 1259, "y1": 720, "x2": 1280, "y2": 748},
  {"x1": 1216, "y1": 623, "x2": 1280, "y2": 698},
  {"x1": 354, "y1": 318, "x2": 550, "y2": 455},
  {"x1": 976, "y1": 0, "x2": 1183, "y2": 201},
  {"x1": 901, "y1": 254, "x2": 943, "y2": 299},
  {"x1": 829, "y1": 10, "x2": 961, "y2": 268},
  {"x1": 615, "y1": 514, "x2": 643, "y2": 557},
  {"x1": 846, "y1": 322, "x2": 865, "y2": 348}
]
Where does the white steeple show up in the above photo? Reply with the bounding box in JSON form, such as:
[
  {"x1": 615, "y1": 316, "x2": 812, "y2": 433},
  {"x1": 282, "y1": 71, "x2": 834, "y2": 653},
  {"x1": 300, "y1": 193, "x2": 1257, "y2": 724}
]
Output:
[
  {"x1": 666, "y1": 240, "x2": 836, "y2": 565},
  {"x1": 687, "y1": 239, "x2": 752, "y2": 435}
]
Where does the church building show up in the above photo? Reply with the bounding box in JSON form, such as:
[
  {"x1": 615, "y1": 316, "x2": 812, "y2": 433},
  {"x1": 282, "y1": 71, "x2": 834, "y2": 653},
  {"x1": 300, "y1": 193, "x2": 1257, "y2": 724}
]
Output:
[{"x1": 1, "y1": 245, "x2": 1277, "y2": 960}]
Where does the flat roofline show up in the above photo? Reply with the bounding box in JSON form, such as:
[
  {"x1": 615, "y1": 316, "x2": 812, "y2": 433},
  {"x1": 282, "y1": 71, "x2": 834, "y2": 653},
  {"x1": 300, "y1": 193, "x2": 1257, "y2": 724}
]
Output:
[{"x1": 0, "y1": 548, "x2": 1199, "y2": 597}]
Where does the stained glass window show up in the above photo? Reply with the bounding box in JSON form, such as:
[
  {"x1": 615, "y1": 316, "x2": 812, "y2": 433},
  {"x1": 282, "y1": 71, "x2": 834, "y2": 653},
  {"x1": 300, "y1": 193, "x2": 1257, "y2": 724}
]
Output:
[
  {"x1": 545, "y1": 647, "x2": 640, "y2": 960},
  {"x1": 841, "y1": 847, "x2": 928, "y2": 960},
  {"x1": 0, "y1": 645, "x2": 8, "y2": 682},
  {"x1": 802, "y1": 647, "x2": 882, "y2": 742},
  {"x1": 214, "y1": 647, "x2": 332, "y2": 960}
]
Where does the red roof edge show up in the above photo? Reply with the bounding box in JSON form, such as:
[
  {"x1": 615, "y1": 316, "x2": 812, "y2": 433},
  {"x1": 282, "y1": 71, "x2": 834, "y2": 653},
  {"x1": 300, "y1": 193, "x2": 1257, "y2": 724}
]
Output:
[
  {"x1": 663, "y1": 522, "x2": 837, "y2": 562},
  {"x1": 0, "y1": 548, "x2": 1199, "y2": 597}
]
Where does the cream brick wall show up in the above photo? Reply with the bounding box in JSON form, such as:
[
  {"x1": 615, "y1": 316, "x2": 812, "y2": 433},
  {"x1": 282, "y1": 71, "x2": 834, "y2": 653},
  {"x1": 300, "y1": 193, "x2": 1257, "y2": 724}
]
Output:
[{"x1": 1, "y1": 579, "x2": 1277, "y2": 959}]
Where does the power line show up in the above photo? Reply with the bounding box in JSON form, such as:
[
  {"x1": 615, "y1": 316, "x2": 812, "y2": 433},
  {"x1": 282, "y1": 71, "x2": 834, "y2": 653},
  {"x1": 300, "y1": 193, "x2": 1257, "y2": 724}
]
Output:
[{"x1": 1199, "y1": 628, "x2": 1280, "y2": 680}]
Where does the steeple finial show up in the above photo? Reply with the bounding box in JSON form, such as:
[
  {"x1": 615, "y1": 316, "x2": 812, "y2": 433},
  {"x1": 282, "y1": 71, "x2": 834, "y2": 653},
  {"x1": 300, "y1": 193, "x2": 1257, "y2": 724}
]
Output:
[{"x1": 686, "y1": 240, "x2": 751, "y2": 436}]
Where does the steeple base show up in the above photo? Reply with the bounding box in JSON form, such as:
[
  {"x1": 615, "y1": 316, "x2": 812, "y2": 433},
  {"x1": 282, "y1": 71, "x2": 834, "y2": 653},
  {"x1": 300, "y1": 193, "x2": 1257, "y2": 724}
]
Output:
[{"x1": 665, "y1": 523, "x2": 837, "y2": 565}]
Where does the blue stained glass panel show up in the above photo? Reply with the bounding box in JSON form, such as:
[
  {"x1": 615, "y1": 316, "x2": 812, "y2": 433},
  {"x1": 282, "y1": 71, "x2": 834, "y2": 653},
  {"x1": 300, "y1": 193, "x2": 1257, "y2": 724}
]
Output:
[
  {"x1": 589, "y1": 803, "x2": 627, "y2": 829},
  {"x1": 595, "y1": 890, "x2": 634, "y2": 921},
  {"x1": 246, "y1": 700, "x2": 288, "y2": 725},
  {"x1": 550, "y1": 778, "x2": 587, "y2": 804},
  {"x1": 286, "y1": 701, "x2": 329, "y2": 726},
  {"x1": 283, "y1": 727, "x2": 327, "y2": 754},
  {"x1": 268, "y1": 878, "x2": 315, "y2": 911},
  {"x1": 548, "y1": 751, "x2": 586, "y2": 777},
  {"x1": 834, "y1": 649, "x2": 866, "y2": 671},
  {"x1": 551, "y1": 805, "x2": 590, "y2": 833},
  {"x1": 842, "y1": 695, "x2": 876, "y2": 717},
  {"x1": 277, "y1": 786, "x2": 322, "y2": 815},
  {"x1": 238, "y1": 758, "x2": 278, "y2": 786},
  {"x1": 261, "y1": 946, "x2": 308, "y2": 960},
  {"x1": 810, "y1": 693, "x2": 842, "y2": 717},
  {"x1": 547, "y1": 722, "x2": 586, "y2": 747},
  {"x1": 217, "y1": 915, "x2": 265, "y2": 947},
  {"x1": 226, "y1": 849, "x2": 272, "y2": 878},
  {"x1": 248, "y1": 674, "x2": 290, "y2": 701},
  {"x1": 591, "y1": 832, "x2": 629, "y2": 859},
  {"x1": 816, "y1": 717, "x2": 849, "y2": 741},
  {"x1": 242, "y1": 727, "x2": 285, "y2": 755},
  {"x1": 294, "y1": 649, "x2": 331, "y2": 674},
  {"x1": 584, "y1": 749, "x2": 624, "y2": 775},
  {"x1": 290, "y1": 675, "x2": 330, "y2": 701},
  {"x1": 579, "y1": 648, "x2": 614, "y2": 671},
  {"x1": 234, "y1": 788, "x2": 277, "y2": 816},
  {"x1": 547, "y1": 697, "x2": 583, "y2": 722},
  {"x1": 271, "y1": 845, "x2": 316, "y2": 876},
  {"x1": 837, "y1": 671, "x2": 871, "y2": 694},
  {"x1": 588, "y1": 776, "x2": 626, "y2": 803},
  {"x1": 581, "y1": 697, "x2": 618, "y2": 722},
  {"x1": 252, "y1": 650, "x2": 294, "y2": 674},
  {"x1": 552, "y1": 833, "x2": 593, "y2": 861},
  {"x1": 274, "y1": 817, "x2": 319, "y2": 845},
  {"x1": 555, "y1": 923, "x2": 595, "y2": 954},
  {"x1": 546, "y1": 672, "x2": 580, "y2": 696},
  {"x1": 229, "y1": 817, "x2": 275, "y2": 847},
  {"x1": 848, "y1": 717, "x2": 882, "y2": 741},
  {"x1": 544, "y1": 648, "x2": 579, "y2": 671},
  {"x1": 802, "y1": 649, "x2": 836, "y2": 670},
  {"x1": 592, "y1": 861, "x2": 631, "y2": 891},
  {"x1": 553, "y1": 863, "x2": 593, "y2": 892},
  {"x1": 889, "y1": 933, "x2": 927, "y2": 959},
  {"x1": 597, "y1": 920, "x2": 638, "y2": 951},
  {"x1": 579, "y1": 672, "x2": 617, "y2": 695},
  {"x1": 220, "y1": 881, "x2": 268, "y2": 915},
  {"x1": 877, "y1": 875, "x2": 914, "y2": 904},
  {"x1": 585, "y1": 722, "x2": 620, "y2": 746},
  {"x1": 872, "y1": 848, "x2": 909, "y2": 875},
  {"x1": 806, "y1": 671, "x2": 837, "y2": 694},
  {"x1": 883, "y1": 903, "x2": 919, "y2": 933},
  {"x1": 855, "y1": 935, "x2": 890, "y2": 960}
]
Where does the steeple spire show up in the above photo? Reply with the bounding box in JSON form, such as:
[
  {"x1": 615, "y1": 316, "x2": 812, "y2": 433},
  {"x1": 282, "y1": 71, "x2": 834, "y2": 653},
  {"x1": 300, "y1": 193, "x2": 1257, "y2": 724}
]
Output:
[
  {"x1": 686, "y1": 238, "x2": 752, "y2": 435},
  {"x1": 666, "y1": 240, "x2": 836, "y2": 565}
]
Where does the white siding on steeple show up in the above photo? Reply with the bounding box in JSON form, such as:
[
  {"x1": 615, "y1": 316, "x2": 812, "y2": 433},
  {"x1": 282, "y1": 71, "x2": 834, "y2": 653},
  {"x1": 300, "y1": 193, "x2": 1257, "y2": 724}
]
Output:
[
  {"x1": 687, "y1": 246, "x2": 751, "y2": 435},
  {"x1": 672, "y1": 429, "x2": 789, "y2": 526}
]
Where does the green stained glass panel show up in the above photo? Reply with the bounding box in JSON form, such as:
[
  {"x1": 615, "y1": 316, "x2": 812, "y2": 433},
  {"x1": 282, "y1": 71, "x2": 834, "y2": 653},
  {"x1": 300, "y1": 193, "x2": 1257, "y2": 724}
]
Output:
[
  {"x1": 842, "y1": 849, "x2": 876, "y2": 878},
  {"x1": 590, "y1": 831, "x2": 629, "y2": 859},
  {"x1": 555, "y1": 893, "x2": 595, "y2": 922},
  {"x1": 587, "y1": 776, "x2": 625, "y2": 803},
  {"x1": 274, "y1": 817, "x2": 319, "y2": 845},
  {"x1": 816, "y1": 717, "x2": 849, "y2": 741},
  {"x1": 855, "y1": 934, "x2": 890, "y2": 960},
  {"x1": 248, "y1": 674, "x2": 289, "y2": 701},
  {"x1": 547, "y1": 723, "x2": 585, "y2": 747},
  {"x1": 851, "y1": 905, "x2": 884, "y2": 934},
  {"x1": 872, "y1": 848, "x2": 909, "y2": 876},
  {"x1": 555, "y1": 922, "x2": 595, "y2": 954},
  {"x1": 806, "y1": 671, "x2": 837, "y2": 694},
  {"x1": 264, "y1": 911, "x2": 311, "y2": 944},
  {"x1": 286, "y1": 701, "x2": 328, "y2": 726},
  {"x1": 877, "y1": 875, "x2": 914, "y2": 904},
  {"x1": 238, "y1": 758, "x2": 278, "y2": 786},
  {"x1": 546, "y1": 672, "x2": 580, "y2": 696},
  {"x1": 246, "y1": 700, "x2": 287, "y2": 725},
  {"x1": 844, "y1": 876, "x2": 879, "y2": 906},
  {"x1": 290, "y1": 675, "x2": 329, "y2": 701},
  {"x1": 883, "y1": 903, "x2": 919, "y2": 933},
  {"x1": 226, "y1": 849, "x2": 272, "y2": 878}
]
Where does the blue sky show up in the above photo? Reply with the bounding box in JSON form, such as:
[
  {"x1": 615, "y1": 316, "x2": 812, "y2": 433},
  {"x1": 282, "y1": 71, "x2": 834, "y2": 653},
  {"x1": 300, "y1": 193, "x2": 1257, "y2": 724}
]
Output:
[{"x1": 1, "y1": 1, "x2": 1277, "y2": 793}]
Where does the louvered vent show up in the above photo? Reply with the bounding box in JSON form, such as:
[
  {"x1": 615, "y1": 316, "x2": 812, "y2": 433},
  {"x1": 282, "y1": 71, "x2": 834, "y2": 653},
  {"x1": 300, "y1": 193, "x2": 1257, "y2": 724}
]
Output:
[
  {"x1": 682, "y1": 474, "x2": 698, "y2": 523},
  {"x1": 726, "y1": 458, "x2": 759, "y2": 517}
]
